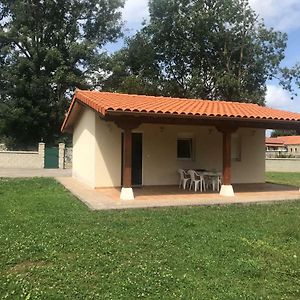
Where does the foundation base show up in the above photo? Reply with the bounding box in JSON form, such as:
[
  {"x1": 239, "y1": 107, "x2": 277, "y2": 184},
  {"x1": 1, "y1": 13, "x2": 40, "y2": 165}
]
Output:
[
  {"x1": 120, "y1": 187, "x2": 135, "y2": 200},
  {"x1": 220, "y1": 185, "x2": 235, "y2": 197}
]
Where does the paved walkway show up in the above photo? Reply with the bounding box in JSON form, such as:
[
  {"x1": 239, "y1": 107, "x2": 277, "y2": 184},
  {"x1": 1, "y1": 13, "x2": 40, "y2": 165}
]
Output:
[
  {"x1": 57, "y1": 177, "x2": 300, "y2": 211},
  {"x1": 0, "y1": 168, "x2": 71, "y2": 178}
]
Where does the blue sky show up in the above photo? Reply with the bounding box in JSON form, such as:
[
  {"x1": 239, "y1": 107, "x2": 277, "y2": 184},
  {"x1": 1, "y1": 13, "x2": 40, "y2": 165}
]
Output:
[{"x1": 106, "y1": 0, "x2": 300, "y2": 114}]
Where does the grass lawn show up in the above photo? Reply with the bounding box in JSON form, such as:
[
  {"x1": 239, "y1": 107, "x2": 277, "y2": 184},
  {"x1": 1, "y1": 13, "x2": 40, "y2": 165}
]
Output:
[
  {"x1": 266, "y1": 171, "x2": 300, "y2": 187},
  {"x1": 0, "y1": 177, "x2": 300, "y2": 299}
]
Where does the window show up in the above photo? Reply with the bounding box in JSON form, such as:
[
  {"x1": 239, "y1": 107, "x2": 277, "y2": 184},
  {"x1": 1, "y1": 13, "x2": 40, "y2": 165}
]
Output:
[
  {"x1": 177, "y1": 138, "x2": 193, "y2": 160},
  {"x1": 231, "y1": 134, "x2": 241, "y2": 161}
]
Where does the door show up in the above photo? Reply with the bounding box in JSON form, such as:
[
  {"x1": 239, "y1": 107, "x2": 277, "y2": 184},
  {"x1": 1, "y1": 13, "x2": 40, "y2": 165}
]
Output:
[
  {"x1": 132, "y1": 133, "x2": 143, "y2": 186},
  {"x1": 121, "y1": 133, "x2": 143, "y2": 186},
  {"x1": 45, "y1": 147, "x2": 59, "y2": 169}
]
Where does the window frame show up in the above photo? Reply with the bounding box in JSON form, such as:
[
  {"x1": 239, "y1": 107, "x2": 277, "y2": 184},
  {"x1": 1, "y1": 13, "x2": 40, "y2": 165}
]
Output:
[
  {"x1": 177, "y1": 137, "x2": 194, "y2": 160},
  {"x1": 231, "y1": 134, "x2": 242, "y2": 162}
]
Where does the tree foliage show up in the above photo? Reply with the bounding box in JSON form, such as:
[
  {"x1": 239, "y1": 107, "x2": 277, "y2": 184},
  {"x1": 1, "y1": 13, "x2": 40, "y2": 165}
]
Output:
[
  {"x1": 279, "y1": 64, "x2": 300, "y2": 99},
  {"x1": 271, "y1": 130, "x2": 298, "y2": 138},
  {"x1": 103, "y1": 0, "x2": 287, "y2": 105},
  {"x1": 0, "y1": 0, "x2": 124, "y2": 146}
]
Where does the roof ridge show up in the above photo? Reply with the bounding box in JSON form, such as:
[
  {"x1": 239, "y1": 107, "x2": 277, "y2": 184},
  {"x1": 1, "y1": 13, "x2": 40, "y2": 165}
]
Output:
[{"x1": 84, "y1": 90, "x2": 261, "y2": 107}]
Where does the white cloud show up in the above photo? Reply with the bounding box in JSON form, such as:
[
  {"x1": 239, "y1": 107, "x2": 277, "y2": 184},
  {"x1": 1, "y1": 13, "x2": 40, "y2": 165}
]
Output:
[
  {"x1": 249, "y1": 0, "x2": 300, "y2": 31},
  {"x1": 121, "y1": 0, "x2": 300, "y2": 33},
  {"x1": 122, "y1": 0, "x2": 149, "y2": 34},
  {"x1": 265, "y1": 84, "x2": 300, "y2": 112}
]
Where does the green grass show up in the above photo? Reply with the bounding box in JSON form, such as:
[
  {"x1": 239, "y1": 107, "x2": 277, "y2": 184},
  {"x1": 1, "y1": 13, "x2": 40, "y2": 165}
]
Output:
[
  {"x1": 0, "y1": 177, "x2": 300, "y2": 299},
  {"x1": 266, "y1": 172, "x2": 300, "y2": 187}
]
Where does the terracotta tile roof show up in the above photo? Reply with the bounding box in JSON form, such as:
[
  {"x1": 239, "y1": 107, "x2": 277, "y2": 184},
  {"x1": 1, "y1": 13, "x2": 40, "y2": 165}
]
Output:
[
  {"x1": 265, "y1": 137, "x2": 285, "y2": 145},
  {"x1": 266, "y1": 136, "x2": 300, "y2": 145},
  {"x1": 62, "y1": 90, "x2": 300, "y2": 131}
]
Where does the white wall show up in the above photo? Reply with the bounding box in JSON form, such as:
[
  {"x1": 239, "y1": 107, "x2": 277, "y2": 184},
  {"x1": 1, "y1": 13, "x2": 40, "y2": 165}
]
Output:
[
  {"x1": 72, "y1": 108, "x2": 97, "y2": 187},
  {"x1": 140, "y1": 124, "x2": 265, "y2": 185},
  {"x1": 94, "y1": 117, "x2": 122, "y2": 187},
  {"x1": 141, "y1": 124, "x2": 222, "y2": 185},
  {"x1": 89, "y1": 116, "x2": 265, "y2": 187},
  {"x1": 232, "y1": 128, "x2": 265, "y2": 184}
]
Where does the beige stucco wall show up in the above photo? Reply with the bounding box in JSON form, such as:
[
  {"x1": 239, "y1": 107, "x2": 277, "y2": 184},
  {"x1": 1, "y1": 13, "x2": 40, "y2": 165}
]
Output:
[
  {"x1": 141, "y1": 124, "x2": 221, "y2": 185},
  {"x1": 140, "y1": 124, "x2": 265, "y2": 185},
  {"x1": 72, "y1": 108, "x2": 97, "y2": 187},
  {"x1": 85, "y1": 114, "x2": 265, "y2": 187},
  {"x1": 0, "y1": 143, "x2": 45, "y2": 169},
  {"x1": 231, "y1": 128, "x2": 265, "y2": 183},
  {"x1": 94, "y1": 117, "x2": 122, "y2": 187}
]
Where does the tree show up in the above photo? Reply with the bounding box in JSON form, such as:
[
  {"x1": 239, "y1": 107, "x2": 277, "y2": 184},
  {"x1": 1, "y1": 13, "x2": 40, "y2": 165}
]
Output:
[
  {"x1": 103, "y1": 32, "x2": 162, "y2": 96},
  {"x1": 0, "y1": 0, "x2": 124, "y2": 147},
  {"x1": 104, "y1": 0, "x2": 287, "y2": 105},
  {"x1": 279, "y1": 63, "x2": 300, "y2": 99},
  {"x1": 271, "y1": 130, "x2": 298, "y2": 138}
]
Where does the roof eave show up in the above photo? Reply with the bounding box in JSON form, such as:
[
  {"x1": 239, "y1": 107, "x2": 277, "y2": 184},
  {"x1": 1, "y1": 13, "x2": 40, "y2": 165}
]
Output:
[
  {"x1": 61, "y1": 99, "x2": 300, "y2": 133},
  {"x1": 61, "y1": 98, "x2": 106, "y2": 133},
  {"x1": 105, "y1": 110, "x2": 300, "y2": 130}
]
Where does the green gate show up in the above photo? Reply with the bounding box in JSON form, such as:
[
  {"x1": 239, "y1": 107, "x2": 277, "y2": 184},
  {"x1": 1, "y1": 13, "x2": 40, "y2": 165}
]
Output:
[{"x1": 45, "y1": 147, "x2": 59, "y2": 169}]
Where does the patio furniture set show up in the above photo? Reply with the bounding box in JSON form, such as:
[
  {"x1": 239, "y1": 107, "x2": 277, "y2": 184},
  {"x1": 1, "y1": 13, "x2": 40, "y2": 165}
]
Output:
[{"x1": 178, "y1": 169, "x2": 222, "y2": 192}]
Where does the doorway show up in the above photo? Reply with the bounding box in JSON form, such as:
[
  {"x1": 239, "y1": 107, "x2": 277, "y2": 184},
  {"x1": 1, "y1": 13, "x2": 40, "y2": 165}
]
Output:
[{"x1": 121, "y1": 133, "x2": 143, "y2": 186}]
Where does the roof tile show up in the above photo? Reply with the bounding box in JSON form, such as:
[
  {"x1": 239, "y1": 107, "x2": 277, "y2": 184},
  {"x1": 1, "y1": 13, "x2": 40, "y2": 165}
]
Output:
[
  {"x1": 75, "y1": 90, "x2": 300, "y2": 120},
  {"x1": 62, "y1": 90, "x2": 300, "y2": 131},
  {"x1": 266, "y1": 136, "x2": 300, "y2": 145}
]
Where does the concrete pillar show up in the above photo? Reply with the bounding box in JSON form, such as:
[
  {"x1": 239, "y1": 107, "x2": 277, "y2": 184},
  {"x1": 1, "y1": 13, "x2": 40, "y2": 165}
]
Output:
[
  {"x1": 59, "y1": 143, "x2": 65, "y2": 169},
  {"x1": 115, "y1": 119, "x2": 141, "y2": 201},
  {"x1": 220, "y1": 129, "x2": 235, "y2": 196},
  {"x1": 38, "y1": 142, "x2": 45, "y2": 169},
  {"x1": 216, "y1": 126, "x2": 237, "y2": 197}
]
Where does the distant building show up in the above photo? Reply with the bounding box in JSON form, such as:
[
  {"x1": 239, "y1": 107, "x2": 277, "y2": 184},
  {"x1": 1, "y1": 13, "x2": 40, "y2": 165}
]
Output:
[{"x1": 266, "y1": 136, "x2": 300, "y2": 158}]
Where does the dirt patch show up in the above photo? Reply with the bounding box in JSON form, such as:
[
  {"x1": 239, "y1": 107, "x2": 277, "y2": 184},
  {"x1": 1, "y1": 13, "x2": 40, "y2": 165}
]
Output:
[{"x1": 6, "y1": 260, "x2": 52, "y2": 274}]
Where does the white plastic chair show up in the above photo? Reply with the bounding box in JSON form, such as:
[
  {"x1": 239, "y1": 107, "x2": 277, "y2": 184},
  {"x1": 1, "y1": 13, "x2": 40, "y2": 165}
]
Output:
[
  {"x1": 187, "y1": 170, "x2": 206, "y2": 192},
  {"x1": 217, "y1": 175, "x2": 222, "y2": 191},
  {"x1": 206, "y1": 174, "x2": 222, "y2": 192},
  {"x1": 178, "y1": 169, "x2": 190, "y2": 190}
]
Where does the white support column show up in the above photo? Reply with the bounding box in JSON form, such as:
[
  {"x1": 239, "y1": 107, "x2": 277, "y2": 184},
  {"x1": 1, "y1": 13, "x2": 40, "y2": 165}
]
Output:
[
  {"x1": 220, "y1": 185, "x2": 235, "y2": 197},
  {"x1": 120, "y1": 188, "x2": 135, "y2": 200},
  {"x1": 58, "y1": 143, "x2": 65, "y2": 169},
  {"x1": 218, "y1": 127, "x2": 236, "y2": 197},
  {"x1": 38, "y1": 142, "x2": 45, "y2": 169}
]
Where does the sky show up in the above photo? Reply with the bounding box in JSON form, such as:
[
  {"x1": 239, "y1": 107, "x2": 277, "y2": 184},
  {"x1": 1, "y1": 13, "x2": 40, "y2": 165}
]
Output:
[
  {"x1": 106, "y1": 0, "x2": 300, "y2": 114},
  {"x1": 250, "y1": 0, "x2": 300, "y2": 113}
]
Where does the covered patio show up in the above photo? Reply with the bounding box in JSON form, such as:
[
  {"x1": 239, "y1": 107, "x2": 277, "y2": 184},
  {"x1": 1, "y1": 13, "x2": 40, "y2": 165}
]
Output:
[
  {"x1": 62, "y1": 90, "x2": 300, "y2": 201},
  {"x1": 98, "y1": 183, "x2": 300, "y2": 202},
  {"x1": 57, "y1": 177, "x2": 300, "y2": 210}
]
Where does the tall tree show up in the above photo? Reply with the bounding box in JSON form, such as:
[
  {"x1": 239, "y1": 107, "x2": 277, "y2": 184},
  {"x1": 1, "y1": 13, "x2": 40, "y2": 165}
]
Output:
[
  {"x1": 0, "y1": 0, "x2": 124, "y2": 146},
  {"x1": 103, "y1": 0, "x2": 287, "y2": 105},
  {"x1": 103, "y1": 32, "x2": 162, "y2": 96},
  {"x1": 271, "y1": 130, "x2": 298, "y2": 138},
  {"x1": 280, "y1": 63, "x2": 300, "y2": 99}
]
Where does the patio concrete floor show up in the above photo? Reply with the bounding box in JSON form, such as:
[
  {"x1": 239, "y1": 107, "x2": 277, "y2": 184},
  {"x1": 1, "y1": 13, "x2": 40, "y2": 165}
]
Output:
[{"x1": 56, "y1": 177, "x2": 300, "y2": 211}]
